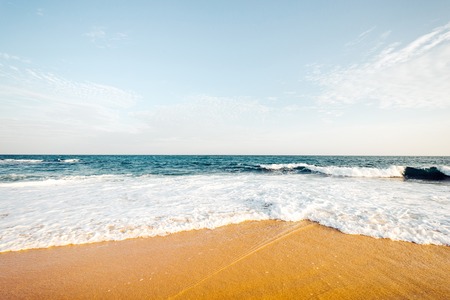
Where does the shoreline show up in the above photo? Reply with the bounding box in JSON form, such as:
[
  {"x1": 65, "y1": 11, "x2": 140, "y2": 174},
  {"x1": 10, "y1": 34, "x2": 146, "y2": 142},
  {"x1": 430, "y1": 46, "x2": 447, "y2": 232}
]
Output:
[{"x1": 1, "y1": 220, "x2": 449, "y2": 299}]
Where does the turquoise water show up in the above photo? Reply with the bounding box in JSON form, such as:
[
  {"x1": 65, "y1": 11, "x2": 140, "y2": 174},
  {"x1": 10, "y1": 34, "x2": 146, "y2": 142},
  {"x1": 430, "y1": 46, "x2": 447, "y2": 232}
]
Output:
[{"x1": 1, "y1": 155, "x2": 449, "y2": 180}]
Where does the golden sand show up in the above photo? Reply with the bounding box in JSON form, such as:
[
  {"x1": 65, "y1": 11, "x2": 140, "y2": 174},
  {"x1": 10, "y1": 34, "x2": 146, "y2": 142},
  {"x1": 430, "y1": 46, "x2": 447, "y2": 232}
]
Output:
[{"x1": 0, "y1": 220, "x2": 449, "y2": 299}]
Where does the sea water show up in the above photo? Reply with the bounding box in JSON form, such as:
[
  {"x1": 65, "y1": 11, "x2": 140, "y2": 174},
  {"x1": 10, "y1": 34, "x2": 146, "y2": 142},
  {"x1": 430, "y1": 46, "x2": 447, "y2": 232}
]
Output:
[{"x1": 0, "y1": 155, "x2": 449, "y2": 252}]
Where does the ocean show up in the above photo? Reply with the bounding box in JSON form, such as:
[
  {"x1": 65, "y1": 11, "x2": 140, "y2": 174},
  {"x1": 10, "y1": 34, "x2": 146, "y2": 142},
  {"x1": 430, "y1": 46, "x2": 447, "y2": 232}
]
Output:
[{"x1": 0, "y1": 155, "x2": 449, "y2": 252}]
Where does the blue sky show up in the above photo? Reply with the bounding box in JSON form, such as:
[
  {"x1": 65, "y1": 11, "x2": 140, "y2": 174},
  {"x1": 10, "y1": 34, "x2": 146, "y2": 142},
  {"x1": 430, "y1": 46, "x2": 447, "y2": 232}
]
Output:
[{"x1": 1, "y1": 0, "x2": 450, "y2": 155}]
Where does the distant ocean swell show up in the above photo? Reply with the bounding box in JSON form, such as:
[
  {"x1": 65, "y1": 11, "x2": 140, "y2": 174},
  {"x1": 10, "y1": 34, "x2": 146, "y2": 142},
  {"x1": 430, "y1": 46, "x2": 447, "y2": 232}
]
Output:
[
  {"x1": 0, "y1": 158, "x2": 79, "y2": 164},
  {"x1": 0, "y1": 158, "x2": 449, "y2": 181}
]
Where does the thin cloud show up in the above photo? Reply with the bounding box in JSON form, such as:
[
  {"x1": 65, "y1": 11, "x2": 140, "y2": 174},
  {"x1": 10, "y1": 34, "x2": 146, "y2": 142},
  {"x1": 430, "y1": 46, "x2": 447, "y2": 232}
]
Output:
[
  {"x1": 136, "y1": 95, "x2": 272, "y2": 127},
  {"x1": 128, "y1": 95, "x2": 275, "y2": 150},
  {"x1": 132, "y1": 94, "x2": 317, "y2": 146},
  {"x1": 0, "y1": 52, "x2": 30, "y2": 63},
  {"x1": 0, "y1": 55, "x2": 142, "y2": 135},
  {"x1": 111, "y1": 32, "x2": 128, "y2": 41},
  {"x1": 310, "y1": 22, "x2": 450, "y2": 109},
  {"x1": 345, "y1": 26, "x2": 376, "y2": 47},
  {"x1": 84, "y1": 27, "x2": 106, "y2": 43},
  {"x1": 83, "y1": 27, "x2": 128, "y2": 48}
]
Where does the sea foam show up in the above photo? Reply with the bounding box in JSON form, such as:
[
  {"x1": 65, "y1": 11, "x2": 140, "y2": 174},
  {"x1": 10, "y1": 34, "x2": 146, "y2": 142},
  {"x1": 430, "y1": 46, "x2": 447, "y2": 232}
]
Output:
[
  {"x1": 438, "y1": 165, "x2": 450, "y2": 176},
  {"x1": 0, "y1": 159, "x2": 43, "y2": 164},
  {"x1": 0, "y1": 173, "x2": 449, "y2": 252},
  {"x1": 259, "y1": 163, "x2": 405, "y2": 178}
]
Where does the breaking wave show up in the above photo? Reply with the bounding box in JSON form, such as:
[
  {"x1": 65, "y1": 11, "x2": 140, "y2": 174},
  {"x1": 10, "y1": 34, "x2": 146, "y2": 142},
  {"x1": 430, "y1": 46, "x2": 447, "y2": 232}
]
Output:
[
  {"x1": 57, "y1": 159, "x2": 80, "y2": 163},
  {"x1": 404, "y1": 167, "x2": 450, "y2": 181},
  {"x1": 0, "y1": 159, "x2": 43, "y2": 164},
  {"x1": 258, "y1": 163, "x2": 450, "y2": 181},
  {"x1": 0, "y1": 158, "x2": 80, "y2": 164}
]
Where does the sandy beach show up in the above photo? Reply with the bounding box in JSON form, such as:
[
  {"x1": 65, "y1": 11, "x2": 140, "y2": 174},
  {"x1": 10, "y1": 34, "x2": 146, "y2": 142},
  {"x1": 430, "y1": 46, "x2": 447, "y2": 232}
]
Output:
[{"x1": 0, "y1": 220, "x2": 449, "y2": 299}]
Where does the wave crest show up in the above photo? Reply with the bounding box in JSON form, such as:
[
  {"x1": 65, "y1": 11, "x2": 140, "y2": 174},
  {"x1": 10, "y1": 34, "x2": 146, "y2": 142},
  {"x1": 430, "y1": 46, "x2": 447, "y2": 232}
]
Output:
[
  {"x1": 259, "y1": 163, "x2": 405, "y2": 178},
  {"x1": 0, "y1": 159, "x2": 43, "y2": 164},
  {"x1": 259, "y1": 163, "x2": 450, "y2": 181},
  {"x1": 404, "y1": 167, "x2": 450, "y2": 181},
  {"x1": 58, "y1": 159, "x2": 80, "y2": 163}
]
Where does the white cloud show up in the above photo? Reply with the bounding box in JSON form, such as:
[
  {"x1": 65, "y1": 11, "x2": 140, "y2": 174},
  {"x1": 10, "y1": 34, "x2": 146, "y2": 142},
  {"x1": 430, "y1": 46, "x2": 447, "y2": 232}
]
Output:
[
  {"x1": 125, "y1": 94, "x2": 323, "y2": 154},
  {"x1": 111, "y1": 32, "x2": 128, "y2": 41},
  {"x1": 36, "y1": 8, "x2": 44, "y2": 17},
  {"x1": 0, "y1": 56, "x2": 142, "y2": 136},
  {"x1": 135, "y1": 95, "x2": 272, "y2": 133},
  {"x1": 84, "y1": 27, "x2": 106, "y2": 42},
  {"x1": 345, "y1": 26, "x2": 376, "y2": 47},
  {"x1": 83, "y1": 27, "x2": 128, "y2": 48},
  {"x1": 0, "y1": 52, "x2": 30, "y2": 63},
  {"x1": 1, "y1": 52, "x2": 319, "y2": 154},
  {"x1": 311, "y1": 22, "x2": 450, "y2": 109},
  {"x1": 122, "y1": 95, "x2": 280, "y2": 154}
]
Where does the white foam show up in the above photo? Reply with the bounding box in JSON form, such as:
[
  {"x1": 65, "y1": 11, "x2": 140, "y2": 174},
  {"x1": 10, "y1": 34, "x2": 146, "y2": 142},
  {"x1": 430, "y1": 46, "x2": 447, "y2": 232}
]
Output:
[
  {"x1": 0, "y1": 175, "x2": 128, "y2": 188},
  {"x1": 307, "y1": 164, "x2": 405, "y2": 178},
  {"x1": 438, "y1": 165, "x2": 450, "y2": 176},
  {"x1": 0, "y1": 159, "x2": 43, "y2": 164},
  {"x1": 260, "y1": 163, "x2": 405, "y2": 178},
  {"x1": 0, "y1": 174, "x2": 28, "y2": 181},
  {"x1": 260, "y1": 163, "x2": 307, "y2": 170},
  {"x1": 0, "y1": 173, "x2": 449, "y2": 252},
  {"x1": 59, "y1": 159, "x2": 80, "y2": 163}
]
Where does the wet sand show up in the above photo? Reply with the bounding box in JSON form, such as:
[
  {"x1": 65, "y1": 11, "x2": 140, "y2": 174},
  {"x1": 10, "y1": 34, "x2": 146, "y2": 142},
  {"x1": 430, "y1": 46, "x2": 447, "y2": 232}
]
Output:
[{"x1": 0, "y1": 220, "x2": 449, "y2": 299}]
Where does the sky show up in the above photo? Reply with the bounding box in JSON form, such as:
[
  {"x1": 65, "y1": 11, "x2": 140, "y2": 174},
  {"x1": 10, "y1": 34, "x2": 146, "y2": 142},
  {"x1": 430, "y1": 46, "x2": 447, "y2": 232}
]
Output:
[{"x1": 1, "y1": 0, "x2": 450, "y2": 155}]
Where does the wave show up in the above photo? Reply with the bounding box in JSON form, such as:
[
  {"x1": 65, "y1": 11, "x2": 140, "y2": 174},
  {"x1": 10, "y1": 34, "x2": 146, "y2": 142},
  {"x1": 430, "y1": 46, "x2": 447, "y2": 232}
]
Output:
[
  {"x1": 0, "y1": 174, "x2": 29, "y2": 182},
  {"x1": 258, "y1": 163, "x2": 450, "y2": 181},
  {"x1": 0, "y1": 158, "x2": 81, "y2": 166},
  {"x1": 58, "y1": 158, "x2": 80, "y2": 163},
  {"x1": 259, "y1": 163, "x2": 405, "y2": 178},
  {"x1": 0, "y1": 174, "x2": 138, "y2": 187},
  {"x1": 438, "y1": 166, "x2": 450, "y2": 176},
  {"x1": 0, "y1": 159, "x2": 43, "y2": 164},
  {"x1": 404, "y1": 167, "x2": 450, "y2": 181},
  {"x1": 1, "y1": 171, "x2": 449, "y2": 252}
]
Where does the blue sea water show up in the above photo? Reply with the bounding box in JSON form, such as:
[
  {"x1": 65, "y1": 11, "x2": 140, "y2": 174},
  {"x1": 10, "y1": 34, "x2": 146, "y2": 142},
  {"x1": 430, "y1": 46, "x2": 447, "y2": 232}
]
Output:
[{"x1": 0, "y1": 155, "x2": 449, "y2": 251}]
